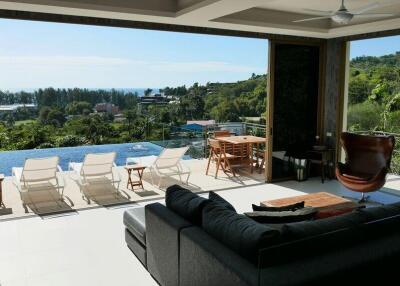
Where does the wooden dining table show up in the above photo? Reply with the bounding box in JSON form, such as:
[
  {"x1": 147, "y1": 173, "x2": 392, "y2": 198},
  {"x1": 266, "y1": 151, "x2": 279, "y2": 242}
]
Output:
[{"x1": 216, "y1": 135, "x2": 267, "y2": 173}]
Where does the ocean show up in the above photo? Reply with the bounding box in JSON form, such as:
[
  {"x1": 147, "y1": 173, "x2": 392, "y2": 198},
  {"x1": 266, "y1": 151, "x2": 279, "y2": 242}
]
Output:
[{"x1": 0, "y1": 88, "x2": 161, "y2": 96}]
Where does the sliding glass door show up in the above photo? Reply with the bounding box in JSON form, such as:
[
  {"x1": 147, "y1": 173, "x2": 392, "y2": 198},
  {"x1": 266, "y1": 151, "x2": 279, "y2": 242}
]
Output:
[{"x1": 266, "y1": 42, "x2": 322, "y2": 181}]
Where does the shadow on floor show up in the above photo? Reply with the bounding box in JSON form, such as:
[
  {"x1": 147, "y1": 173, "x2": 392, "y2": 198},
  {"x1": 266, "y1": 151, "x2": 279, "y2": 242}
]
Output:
[
  {"x1": 19, "y1": 184, "x2": 75, "y2": 216},
  {"x1": 80, "y1": 180, "x2": 131, "y2": 207},
  {"x1": 134, "y1": 190, "x2": 160, "y2": 197}
]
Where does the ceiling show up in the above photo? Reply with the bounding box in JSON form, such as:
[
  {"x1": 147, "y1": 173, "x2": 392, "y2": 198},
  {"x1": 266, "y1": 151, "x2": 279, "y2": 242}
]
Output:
[{"x1": 1, "y1": 0, "x2": 400, "y2": 38}]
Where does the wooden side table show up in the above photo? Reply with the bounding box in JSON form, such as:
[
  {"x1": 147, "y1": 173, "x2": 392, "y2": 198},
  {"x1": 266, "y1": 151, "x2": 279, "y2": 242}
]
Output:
[
  {"x1": 307, "y1": 148, "x2": 335, "y2": 183},
  {"x1": 0, "y1": 174, "x2": 4, "y2": 207},
  {"x1": 125, "y1": 165, "x2": 146, "y2": 191}
]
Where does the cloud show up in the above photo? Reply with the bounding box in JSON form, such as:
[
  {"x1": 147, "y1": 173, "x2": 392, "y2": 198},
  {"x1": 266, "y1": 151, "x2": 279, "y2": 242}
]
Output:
[
  {"x1": 0, "y1": 56, "x2": 136, "y2": 66},
  {"x1": 0, "y1": 56, "x2": 259, "y2": 73},
  {"x1": 147, "y1": 61, "x2": 258, "y2": 73}
]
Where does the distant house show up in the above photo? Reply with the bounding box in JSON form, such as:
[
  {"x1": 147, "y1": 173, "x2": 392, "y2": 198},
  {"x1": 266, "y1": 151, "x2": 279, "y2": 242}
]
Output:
[
  {"x1": 186, "y1": 120, "x2": 216, "y2": 127},
  {"x1": 139, "y1": 93, "x2": 176, "y2": 105},
  {"x1": 140, "y1": 94, "x2": 166, "y2": 105},
  {"x1": 0, "y1": 104, "x2": 37, "y2": 114},
  {"x1": 94, "y1": 103, "x2": 119, "y2": 115},
  {"x1": 181, "y1": 120, "x2": 216, "y2": 132},
  {"x1": 113, "y1": 113, "x2": 125, "y2": 122}
]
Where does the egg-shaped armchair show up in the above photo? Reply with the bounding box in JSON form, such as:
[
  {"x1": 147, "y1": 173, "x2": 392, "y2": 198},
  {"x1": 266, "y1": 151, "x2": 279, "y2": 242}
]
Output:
[{"x1": 336, "y1": 132, "x2": 395, "y2": 203}]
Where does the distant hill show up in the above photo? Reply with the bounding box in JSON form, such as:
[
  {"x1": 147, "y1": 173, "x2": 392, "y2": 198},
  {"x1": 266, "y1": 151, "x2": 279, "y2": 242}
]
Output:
[{"x1": 351, "y1": 51, "x2": 400, "y2": 70}]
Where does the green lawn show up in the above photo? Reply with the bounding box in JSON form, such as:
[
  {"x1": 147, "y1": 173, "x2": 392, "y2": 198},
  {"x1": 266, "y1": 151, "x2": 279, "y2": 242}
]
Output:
[{"x1": 14, "y1": 119, "x2": 36, "y2": 126}]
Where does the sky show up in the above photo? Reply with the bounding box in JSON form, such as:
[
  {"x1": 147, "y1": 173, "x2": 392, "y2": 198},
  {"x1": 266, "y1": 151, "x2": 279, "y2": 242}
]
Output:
[
  {"x1": 350, "y1": 35, "x2": 400, "y2": 59},
  {"x1": 1, "y1": 18, "x2": 398, "y2": 90},
  {"x1": 0, "y1": 19, "x2": 268, "y2": 90}
]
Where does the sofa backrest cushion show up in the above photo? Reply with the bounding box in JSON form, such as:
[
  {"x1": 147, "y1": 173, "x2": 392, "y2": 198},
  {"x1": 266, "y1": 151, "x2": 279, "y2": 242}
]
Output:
[
  {"x1": 166, "y1": 185, "x2": 209, "y2": 225},
  {"x1": 209, "y1": 191, "x2": 236, "y2": 212},
  {"x1": 359, "y1": 202, "x2": 400, "y2": 221},
  {"x1": 202, "y1": 201, "x2": 280, "y2": 264}
]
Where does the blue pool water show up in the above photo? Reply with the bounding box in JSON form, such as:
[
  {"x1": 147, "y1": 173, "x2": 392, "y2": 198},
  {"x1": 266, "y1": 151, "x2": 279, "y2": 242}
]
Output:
[{"x1": 0, "y1": 142, "x2": 165, "y2": 176}]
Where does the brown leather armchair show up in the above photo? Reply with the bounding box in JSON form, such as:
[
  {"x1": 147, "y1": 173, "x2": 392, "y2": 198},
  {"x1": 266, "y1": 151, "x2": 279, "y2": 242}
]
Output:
[{"x1": 336, "y1": 132, "x2": 395, "y2": 202}]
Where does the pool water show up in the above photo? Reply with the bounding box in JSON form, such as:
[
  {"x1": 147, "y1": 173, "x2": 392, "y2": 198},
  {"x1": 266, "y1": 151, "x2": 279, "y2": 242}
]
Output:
[{"x1": 0, "y1": 142, "x2": 165, "y2": 176}]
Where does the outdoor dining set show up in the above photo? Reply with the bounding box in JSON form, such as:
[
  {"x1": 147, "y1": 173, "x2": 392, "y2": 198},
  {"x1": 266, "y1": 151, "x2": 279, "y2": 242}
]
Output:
[{"x1": 206, "y1": 130, "x2": 267, "y2": 178}]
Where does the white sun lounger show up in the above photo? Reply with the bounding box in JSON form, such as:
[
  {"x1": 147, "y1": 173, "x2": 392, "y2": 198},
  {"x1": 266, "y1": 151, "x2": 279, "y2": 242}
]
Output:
[
  {"x1": 145, "y1": 147, "x2": 191, "y2": 187},
  {"x1": 12, "y1": 156, "x2": 65, "y2": 196},
  {"x1": 69, "y1": 152, "x2": 120, "y2": 189}
]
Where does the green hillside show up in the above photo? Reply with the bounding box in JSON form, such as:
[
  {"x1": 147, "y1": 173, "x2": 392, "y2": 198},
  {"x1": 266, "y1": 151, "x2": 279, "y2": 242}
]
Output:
[{"x1": 348, "y1": 52, "x2": 400, "y2": 133}]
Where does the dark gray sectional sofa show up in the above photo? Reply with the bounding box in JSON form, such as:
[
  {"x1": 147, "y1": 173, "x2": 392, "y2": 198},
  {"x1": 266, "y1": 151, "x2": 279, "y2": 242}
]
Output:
[{"x1": 124, "y1": 185, "x2": 400, "y2": 286}]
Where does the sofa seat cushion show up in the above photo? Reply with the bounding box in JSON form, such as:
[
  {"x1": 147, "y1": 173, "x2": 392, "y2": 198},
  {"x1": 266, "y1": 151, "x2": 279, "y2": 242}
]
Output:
[
  {"x1": 123, "y1": 207, "x2": 146, "y2": 245},
  {"x1": 245, "y1": 207, "x2": 318, "y2": 224},
  {"x1": 202, "y1": 201, "x2": 280, "y2": 264},
  {"x1": 166, "y1": 184, "x2": 210, "y2": 225}
]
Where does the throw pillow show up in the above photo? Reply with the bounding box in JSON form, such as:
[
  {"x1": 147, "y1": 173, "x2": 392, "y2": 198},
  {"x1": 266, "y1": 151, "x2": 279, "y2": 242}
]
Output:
[
  {"x1": 252, "y1": 201, "x2": 305, "y2": 212},
  {"x1": 245, "y1": 207, "x2": 318, "y2": 224}
]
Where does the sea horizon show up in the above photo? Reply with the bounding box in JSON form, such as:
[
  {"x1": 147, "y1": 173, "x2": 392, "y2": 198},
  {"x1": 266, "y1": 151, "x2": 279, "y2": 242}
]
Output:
[{"x1": 0, "y1": 87, "x2": 161, "y2": 96}]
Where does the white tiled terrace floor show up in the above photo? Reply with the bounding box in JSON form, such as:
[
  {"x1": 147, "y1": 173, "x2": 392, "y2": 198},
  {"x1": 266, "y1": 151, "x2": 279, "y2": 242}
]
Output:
[{"x1": 0, "y1": 169, "x2": 399, "y2": 285}]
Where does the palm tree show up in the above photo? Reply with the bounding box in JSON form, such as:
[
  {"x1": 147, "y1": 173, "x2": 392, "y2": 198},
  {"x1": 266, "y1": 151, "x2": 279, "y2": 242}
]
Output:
[{"x1": 124, "y1": 110, "x2": 136, "y2": 134}]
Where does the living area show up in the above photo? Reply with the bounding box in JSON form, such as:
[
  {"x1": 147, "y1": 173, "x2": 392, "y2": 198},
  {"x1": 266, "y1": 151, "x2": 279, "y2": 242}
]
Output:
[{"x1": 1, "y1": 176, "x2": 399, "y2": 286}]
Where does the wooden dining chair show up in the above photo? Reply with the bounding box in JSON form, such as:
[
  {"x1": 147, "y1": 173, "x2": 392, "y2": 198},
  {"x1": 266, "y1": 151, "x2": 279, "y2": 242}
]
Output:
[
  {"x1": 231, "y1": 143, "x2": 252, "y2": 171},
  {"x1": 213, "y1": 130, "x2": 234, "y2": 154},
  {"x1": 254, "y1": 149, "x2": 266, "y2": 174},
  {"x1": 206, "y1": 139, "x2": 239, "y2": 178}
]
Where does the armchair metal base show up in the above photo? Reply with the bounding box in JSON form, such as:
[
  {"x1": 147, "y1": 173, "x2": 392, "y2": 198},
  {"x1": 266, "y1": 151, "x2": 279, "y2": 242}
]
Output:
[
  {"x1": 342, "y1": 192, "x2": 382, "y2": 206},
  {"x1": 359, "y1": 192, "x2": 370, "y2": 203}
]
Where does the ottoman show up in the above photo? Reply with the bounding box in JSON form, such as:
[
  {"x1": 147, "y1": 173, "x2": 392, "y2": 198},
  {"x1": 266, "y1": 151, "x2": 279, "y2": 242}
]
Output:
[{"x1": 124, "y1": 207, "x2": 147, "y2": 266}]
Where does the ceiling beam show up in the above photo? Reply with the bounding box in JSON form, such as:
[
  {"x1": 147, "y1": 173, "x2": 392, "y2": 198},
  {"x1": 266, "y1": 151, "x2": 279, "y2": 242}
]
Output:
[
  {"x1": 176, "y1": 0, "x2": 267, "y2": 21},
  {"x1": 0, "y1": 0, "x2": 399, "y2": 39}
]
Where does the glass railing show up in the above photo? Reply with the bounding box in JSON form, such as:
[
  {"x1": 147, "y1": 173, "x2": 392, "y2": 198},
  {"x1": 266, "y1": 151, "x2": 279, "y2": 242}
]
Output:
[
  {"x1": 152, "y1": 122, "x2": 267, "y2": 160},
  {"x1": 150, "y1": 138, "x2": 206, "y2": 159},
  {"x1": 207, "y1": 122, "x2": 267, "y2": 138}
]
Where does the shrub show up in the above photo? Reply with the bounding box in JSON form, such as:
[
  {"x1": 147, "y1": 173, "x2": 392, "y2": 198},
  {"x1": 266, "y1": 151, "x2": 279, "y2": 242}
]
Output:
[
  {"x1": 37, "y1": 142, "x2": 55, "y2": 149},
  {"x1": 347, "y1": 101, "x2": 383, "y2": 131},
  {"x1": 385, "y1": 111, "x2": 400, "y2": 133},
  {"x1": 56, "y1": 135, "x2": 85, "y2": 147}
]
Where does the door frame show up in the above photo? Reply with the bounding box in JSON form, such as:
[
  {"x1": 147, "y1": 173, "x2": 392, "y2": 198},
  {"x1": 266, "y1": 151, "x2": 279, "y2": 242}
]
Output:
[{"x1": 265, "y1": 39, "x2": 326, "y2": 182}]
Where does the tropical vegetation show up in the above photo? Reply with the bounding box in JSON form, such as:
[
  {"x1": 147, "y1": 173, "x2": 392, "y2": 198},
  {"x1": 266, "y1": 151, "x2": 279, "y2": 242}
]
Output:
[
  {"x1": 347, "y1": 52, "x2": 400, "y2": 173},
  {"x1": 0, "y1": 74, "x2": 266, "y2": 151}
]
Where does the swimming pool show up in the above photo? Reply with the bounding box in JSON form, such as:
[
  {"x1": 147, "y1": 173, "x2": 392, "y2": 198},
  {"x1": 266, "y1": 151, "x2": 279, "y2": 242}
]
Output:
[{"x1": 0, "y1": 142, "x2": 165, "y2": 176}]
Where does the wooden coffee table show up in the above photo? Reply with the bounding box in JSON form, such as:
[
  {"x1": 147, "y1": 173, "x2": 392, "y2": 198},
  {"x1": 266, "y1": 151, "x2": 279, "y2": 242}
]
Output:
[
  {"x1": 125, "y1": 165, "x2": 146, "y2": 191},
  {"x1": 261, "y1": 192, "x2": 358, "y2": 212}
]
